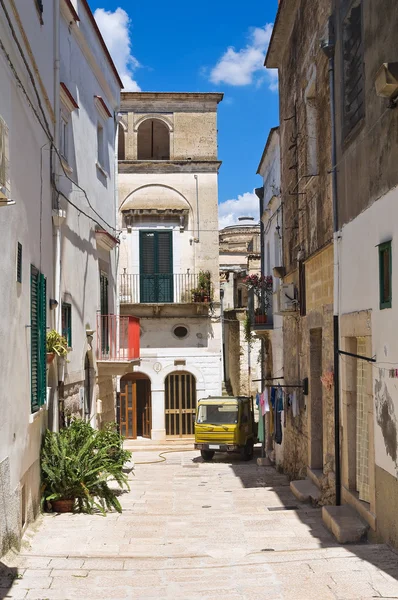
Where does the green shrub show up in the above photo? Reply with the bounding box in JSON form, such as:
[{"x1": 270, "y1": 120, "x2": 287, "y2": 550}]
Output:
[{"x1": 40, "y1": 419, "x2": 132, "y2": 515}]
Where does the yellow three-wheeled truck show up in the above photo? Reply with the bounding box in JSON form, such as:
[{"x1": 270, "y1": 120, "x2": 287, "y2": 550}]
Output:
[{"x1": 194, "y1": 396, "x2": 258, "y2": 461}]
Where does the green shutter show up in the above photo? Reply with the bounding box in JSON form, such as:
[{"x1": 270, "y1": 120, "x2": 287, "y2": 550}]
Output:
[
  {"x1": 379, "y1": 241, "x2": 392, "y2": 310},
  {"x1": 31, "y1": 266, "x2": 40, "y2": 412},
  {"x1": 62, "y1": 303, "x2": 72, "y2": 347},
  {"x1": 139, "y1": 231, "x2": 173, "y2": 302},
  {"x1": 39, "y1": 274, "x2": 47, "y2": 406},
  {"x1": 17, "y1": 242, "x2": 22, "y2": 283},
  {"x1": 31, "y1": 267, "x2": 46, "y2": 412}
]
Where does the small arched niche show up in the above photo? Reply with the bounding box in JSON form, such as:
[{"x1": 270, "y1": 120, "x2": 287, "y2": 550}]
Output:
[{"x1": 137, "y1": 118, "x2": 170, "y2": 160}]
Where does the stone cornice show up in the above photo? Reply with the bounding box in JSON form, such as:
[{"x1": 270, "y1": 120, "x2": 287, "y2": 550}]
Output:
[
  {"x1": 265, "y1": 0, "x2": 299, "y2": 68},
  {"x1": 120, "y1": 92, "x2": 223, "y2": 113},
  {"x1": 118, "y1": 160, "x2": 222, "y2": 174}
]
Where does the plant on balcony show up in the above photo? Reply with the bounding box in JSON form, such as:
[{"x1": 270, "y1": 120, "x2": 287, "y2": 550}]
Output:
[
  {"x1": 46, "y1": 329, "x2": 69, "y2": 364},
  {"x1": 191, "y1": 270, "x2": 212, "y2": 302},
  {"x1": 41, "y1": 418, "x2": 131, "y2": 514},
  {"x1": 243, "y1": 311, "x2": 254, "y2": 347}
]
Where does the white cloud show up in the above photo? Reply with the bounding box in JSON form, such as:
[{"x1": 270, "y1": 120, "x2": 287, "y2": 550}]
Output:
[
  {"x1": 218, "y1": 191, "x2": 260, "y2": 230},
  {"x1": 209, "y1": 24, "x2": 278, "y2": 92},
  {"x1": 94, "y1": 8, "x2": 141, "y2": 91}
]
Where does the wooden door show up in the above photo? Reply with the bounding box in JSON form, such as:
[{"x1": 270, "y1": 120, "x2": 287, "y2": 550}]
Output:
[
  {"x1": 141, "y1": 379, "x2": 151, "y2": 438},
  {"x1": 119, "y1": 380, "x2": 137, "y2": 439},
  {"x1": 165, "y1": 372, "x2": 196, "y2": 437}
]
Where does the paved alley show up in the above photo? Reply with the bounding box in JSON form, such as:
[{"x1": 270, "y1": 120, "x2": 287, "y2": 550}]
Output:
[{"x1": 1, "y1": 449, "x2": 398, "y2": 600}]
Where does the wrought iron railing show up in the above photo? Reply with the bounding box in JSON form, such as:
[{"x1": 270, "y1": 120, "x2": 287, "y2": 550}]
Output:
[
  {"x1": 248, "y1": 280, "x2": 274, "y2": 328},
  {"x1": 96, "y1": 314, "x2": 140, "y2": 361},
  {"x1": 119, "y1": 273, "x2": 212, "y2": 304}
]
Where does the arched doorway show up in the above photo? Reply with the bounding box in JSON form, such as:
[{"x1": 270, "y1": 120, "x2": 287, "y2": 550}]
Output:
[
  {"x1": 119, "y1": 373, "x2": 151, "y2": 439},
  {"x1": 165, "y1": 372, "x2": 196, "y2": 437}
]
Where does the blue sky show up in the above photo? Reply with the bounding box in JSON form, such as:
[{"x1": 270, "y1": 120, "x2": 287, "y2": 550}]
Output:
[{"x1": 89, "y1": 0, "x2": 280, "y2": 227}]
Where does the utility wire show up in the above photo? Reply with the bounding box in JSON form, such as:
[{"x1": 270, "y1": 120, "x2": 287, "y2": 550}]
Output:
[{"x1": 0, "y1": 7, "x2": 117, "y2": 237}]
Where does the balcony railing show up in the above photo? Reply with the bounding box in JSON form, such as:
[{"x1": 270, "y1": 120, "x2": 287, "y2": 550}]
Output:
[
  {"x1": 120, "y1": 273, "x2": 212, "y2": 304},
  {"x1": 96, "y1": 314, "x2": 140, "y2": 361},
  {"x1": 248, "y1": 282, "x2": 274, "y2": 330}
]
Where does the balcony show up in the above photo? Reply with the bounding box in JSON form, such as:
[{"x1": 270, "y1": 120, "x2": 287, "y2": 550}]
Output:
[
  {"x1": 96, "y1": 314, "x2": 140, "y2": 375},
  {"x1": 120, "y1": 273, "x2": 212, "y2": 305},
  {"x1": 248, "y1": 284, "x2": 274, "y2": 333}
]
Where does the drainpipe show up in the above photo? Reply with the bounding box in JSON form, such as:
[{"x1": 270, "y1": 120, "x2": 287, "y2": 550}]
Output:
[
  {"x1": 52, "y1": 0, "x2": 64, "y2": 432},
  {"x1": 53, "y1": 0, "x2": 61, "y2": 333},
  {"x1": 321, "y1": 17, "x2": 341, "y2": 506},
  {"x1": 194, "y1": 174, "x2": 200, "y2": 242},
  {"x1": 259, "y1": 189, "x2": 266, "y2": 459}
]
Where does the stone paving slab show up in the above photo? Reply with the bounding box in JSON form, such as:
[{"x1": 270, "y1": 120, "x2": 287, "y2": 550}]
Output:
[{"x1": 2, "y1": 450, "x2": 398, "y2": 600}]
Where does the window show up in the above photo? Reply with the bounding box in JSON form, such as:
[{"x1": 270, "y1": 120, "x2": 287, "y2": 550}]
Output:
[
  {"x1": 31, "y1": 266, "x2": 46, "y2": 412},
  {"x1": 100, "y1": 271, "x2": 109, "y2": 354},
  {"x1": 97, "y1": 123, "x2": 104, "y2": 167},
  {"x1": 139, "y1": 231, "x2": 173, "y2": 302},
  {"x1": 17, "y1": 242, "x2": 22, "y2": 283},
  {"x1": 60, "y1": 116, "x2": 68, "y2": 161},
  {"x1": 342, "y1": 2, "x2": 365, "y2": 139},
  {"x1": 379, "y1": 241, "x2": 392, "y2": 309},
  {"x1": 137, "y1": 119, "x2": 170, "y2": 160},
  {"x1": 62, "y1": 303, "x2": 72, "y2": 347}
]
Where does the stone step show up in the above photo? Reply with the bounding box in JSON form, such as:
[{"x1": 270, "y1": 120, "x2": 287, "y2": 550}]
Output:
[
  {"x1": 290, "y1": 478, "x2": 321, "y2": 504},
  {"x1": 306, "y1": 467, "x2": 323, "y2": 489},
  {"x1": 322, "y1": 504, "x2": 369, "y2": 544}
]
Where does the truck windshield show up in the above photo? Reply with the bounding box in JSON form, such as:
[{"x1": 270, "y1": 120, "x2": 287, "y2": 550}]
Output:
[{"x1": 197, "y1": 404, "x2": 239, "y2": 425}]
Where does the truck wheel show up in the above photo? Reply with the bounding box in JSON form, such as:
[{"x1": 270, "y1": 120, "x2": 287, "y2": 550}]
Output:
[
  {"x1": 201, "y1": 450, "x2": 215, "y2": 461},
  {"x1": 240, "y1": 440, "x2": 254, "y2": 461}
]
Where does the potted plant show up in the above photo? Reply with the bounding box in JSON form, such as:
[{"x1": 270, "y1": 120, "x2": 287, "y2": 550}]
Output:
[
  {"x1": 244, "y1": 275, "x2": 273, "y2": 322},
  {"x1": 41, "y1": 418, "x2": 131, "y2": 514},
  {"x1": 197, "y1": 270, "x2": 211, "y2": 302},
  {"x1": 46, "y1": 329, "x2": 69, "y2": 365}
]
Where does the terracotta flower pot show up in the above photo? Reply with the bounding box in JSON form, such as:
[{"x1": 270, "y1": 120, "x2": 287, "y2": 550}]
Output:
[
  {"x1": 255, "y1": 315, "x2": 267, "y2": 324},
  {"x1": 52, "y1": 499, "x2": 75, "y2": 513},
  {"x1": 46, "y1": 352, "x2": 55, "y2": 365}
]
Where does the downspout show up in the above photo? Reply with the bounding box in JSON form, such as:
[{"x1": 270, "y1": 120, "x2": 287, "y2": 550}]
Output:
[
  {"x1": 321, "y1": 17, "x2": 341, "y2": 506},
  {"x1": 194, "y1": 174, "x2": 200, "y2": 242},
  {"x1": 259, "y1": 189, "x2": 266, "y2": 459},
  {"x1": 52, "y1": 0, "x2": 61, "y2": 432}
]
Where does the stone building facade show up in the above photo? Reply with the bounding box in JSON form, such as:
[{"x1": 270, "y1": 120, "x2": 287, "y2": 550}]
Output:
[
  {"x1": 331, "y1": 0, "x2": 398, "y2": 547},
  {"x1": 219, "y1": 222, "x2": 261, "y2": 397},
  {"x1": 117, "y1": 92, "x2": 223, "y2": 440},
  {"x1": 266, "y1": 0, "x2": 336, "y2": 502}
]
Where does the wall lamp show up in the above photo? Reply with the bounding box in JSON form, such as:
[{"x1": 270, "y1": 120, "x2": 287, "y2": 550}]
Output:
[
  {"x1": 49, "y1": 299, "x2": 58, "y2": 310},
  {"x1": 375, "y1": 62, "x2": 398, "y2": 108}
]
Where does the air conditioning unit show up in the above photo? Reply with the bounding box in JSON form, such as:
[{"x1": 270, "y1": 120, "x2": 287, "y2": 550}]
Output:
[
  {"x1": 0, "y1": 116, "x2": 12, "y2": 205},
  {"x1": 275, "y1": 283, "x2": 297, "y2": 314}
]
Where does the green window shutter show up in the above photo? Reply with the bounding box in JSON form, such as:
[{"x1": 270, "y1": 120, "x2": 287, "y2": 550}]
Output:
[
  {"x1": 379, "y1": 241, "x2": 392, "y2": 310},
  {"x1": 139, "y1": 231, "x2": 173, "y2": 302},
  {"x1": 31, "y1": 267, "x2": 46, "y2": 412},
  {"x1": 62, "y1": 303, "x2": 72, "y2": 347},
  {"x1": 100, "y1": 272, "x2": 109, "y2": 315},
  {"x1": 39, "y1": 274, "x2": 47, "y2": 406},
  {"x1": 17, "y1": 243, "x2": 22, "y2": 283},
  {"x1": 31, "y1": 266, "x2": 40, "y2": 412}
]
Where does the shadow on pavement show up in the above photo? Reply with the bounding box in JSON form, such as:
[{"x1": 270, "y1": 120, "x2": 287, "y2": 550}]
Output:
[{"x1": 0, "y1": 561, "x2": 18, "y2": 600}]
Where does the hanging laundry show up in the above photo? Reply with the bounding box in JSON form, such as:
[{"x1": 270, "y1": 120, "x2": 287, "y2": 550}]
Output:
[
  {"x1": 258, "y1": 408, "x2": 264, "y2": 442},
  {"x1": 263, "y1": 388, "x2": 270, "y2": 415},
  {"x1": 255, "y1": 392, "x2": 260, "y2": 407},
  {"x1": 291, "y1": 390, "x2": 298, "y2": 417},
  {"x1": 275, "y1": 408, "x2": 282, "y2": 444},
  {"x1": 270, "y1": 386, "x2": 276, "y2": 409}
]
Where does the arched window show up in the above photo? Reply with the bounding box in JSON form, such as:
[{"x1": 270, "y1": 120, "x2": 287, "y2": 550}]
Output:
[
  {"x1": 118, "y1": 123, "x2": 125, "y2": 160},
  {"x1": 137, "y1": 119, "x2": 170, "y2": 160}
]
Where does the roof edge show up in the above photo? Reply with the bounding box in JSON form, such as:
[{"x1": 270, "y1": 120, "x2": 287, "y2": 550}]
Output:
[
  {"x1": 80, "y1": 0, "x2": 123, "y2": 89},
  {"x1": 121, "y1": 91, "x2": 224, "y2": 103},
  {"x1": 256, "y1": 126, "x2": 280, "y2": 174}
]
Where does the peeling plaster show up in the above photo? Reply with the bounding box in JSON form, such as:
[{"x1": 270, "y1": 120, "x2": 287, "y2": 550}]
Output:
[{"x1": 375, "y1": 369, "x2": 398, "y2": 468}]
